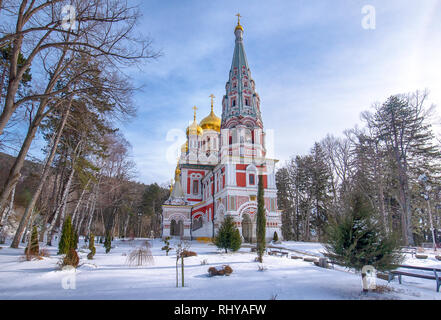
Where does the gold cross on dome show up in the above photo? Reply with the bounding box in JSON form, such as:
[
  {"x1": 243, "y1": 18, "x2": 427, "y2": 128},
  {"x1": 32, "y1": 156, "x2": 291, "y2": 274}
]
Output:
[
  {"x1": 236, "y1": 13, "x2": 242, "y2": 24},
  {"x1": 192, "y1": 105, "x2": 197, "y2": 120},
  {"x1": 209, "y1": 94, "x2": 215, "y2": 109}
]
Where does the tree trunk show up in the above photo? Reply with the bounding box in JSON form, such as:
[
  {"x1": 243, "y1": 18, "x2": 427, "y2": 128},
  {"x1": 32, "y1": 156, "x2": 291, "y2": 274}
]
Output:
[
  {"x1": 10, "y1": 102, "x2": 71, "y2": 248},
  {"x1": 0, "y1": 184, "x2": 16, "y2": 236},
  {"x1": 56, "y1": 166, "x2": 76, "y2": 240},
  {"x1": 72, "y1": 179, "x2": 90, "y2": 229}
]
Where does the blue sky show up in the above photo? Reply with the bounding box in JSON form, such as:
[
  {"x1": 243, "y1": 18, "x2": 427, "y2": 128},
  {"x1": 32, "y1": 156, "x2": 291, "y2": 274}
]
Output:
[{"x1": 19, "y1": 0, "x2": 441, "y2": 184}]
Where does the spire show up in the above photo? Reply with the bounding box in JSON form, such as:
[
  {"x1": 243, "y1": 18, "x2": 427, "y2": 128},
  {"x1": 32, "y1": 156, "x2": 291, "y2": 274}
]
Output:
[{"x1": 221, "y1": 15, "x2": 263, "y2": 129}]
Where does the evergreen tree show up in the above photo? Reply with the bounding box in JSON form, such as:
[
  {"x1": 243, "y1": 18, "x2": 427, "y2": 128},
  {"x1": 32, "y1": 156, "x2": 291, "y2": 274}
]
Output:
[
  {"x1": 309, "y1": 143, "x2": 332, "y2": 241},
  {"x1": 325, "y1": 190, "x2": 403, "y2": 281},
  {"x1": 371, "y1": 92, "x2": 441, "y2": 245},
  {"x1": 276, "y1": 168, "x2": 294, "y2": 240},
  {"x1": 58, "y1": 216, "x2": 73, "y2": 254},
  {"x1": 214, "y1": 215, "x2": 242, "y2": 253},
  {"x1": 25, "y1": 226, "x2": 39, "y2": 256},
  {"x1": 87, "y1": 233, "x2": 96, "y2": 260},
  {"x1": 256, "y1": 175, "x2": 266, "y2": 263},
  {"x1": 104, "y1": 230, "x2": 112, "y2": 253}
]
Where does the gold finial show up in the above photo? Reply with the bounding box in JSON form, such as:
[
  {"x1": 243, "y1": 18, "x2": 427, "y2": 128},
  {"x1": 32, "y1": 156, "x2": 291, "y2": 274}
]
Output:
[
  {"x1": 236, "y1": 13, "x2": 241, "y2": 24},
  {"x1": 192, "y1": 105, "x2": 197, "y2": 120},
  {"x1": 235, "y1": 13, "x2": 244, "y2": 32},
  {"x1": 209, "y1": 94, "x2": 215, "y2": 111},
  {"x1": 169, "y1": 179, "x2": 173, "y2": 193}
]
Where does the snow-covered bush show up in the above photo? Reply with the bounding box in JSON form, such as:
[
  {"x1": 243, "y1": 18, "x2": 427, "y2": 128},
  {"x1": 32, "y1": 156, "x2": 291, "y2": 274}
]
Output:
[
  {"x1": 181, "y1": 250, "x2": 197, "y2": 258},
  {"x1": 59, "y1": 248, "x2": 80, "y2": 268},
  {"x1": 208, "y1": 265, "x2": 233, "y2": 276}
]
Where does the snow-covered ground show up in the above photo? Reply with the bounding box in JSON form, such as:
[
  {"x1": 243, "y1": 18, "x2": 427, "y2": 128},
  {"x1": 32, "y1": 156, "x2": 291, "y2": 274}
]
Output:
[{"x1": 0, "y1": 238, "x2": 440, "y2": 300}]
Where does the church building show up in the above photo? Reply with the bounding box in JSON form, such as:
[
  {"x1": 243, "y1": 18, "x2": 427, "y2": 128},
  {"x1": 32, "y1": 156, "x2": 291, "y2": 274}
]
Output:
[{"x1": 162, "y1": 16, "x2": 282, "y2": 242}]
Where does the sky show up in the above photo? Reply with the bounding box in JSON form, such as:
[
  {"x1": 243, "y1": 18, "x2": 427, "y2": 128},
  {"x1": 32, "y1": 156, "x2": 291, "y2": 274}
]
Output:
[{"x1": 19, "y1": 0, "x2": 441, "y2": 185}]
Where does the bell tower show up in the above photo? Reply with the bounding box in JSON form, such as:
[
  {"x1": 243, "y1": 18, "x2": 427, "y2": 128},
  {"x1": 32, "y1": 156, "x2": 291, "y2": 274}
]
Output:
[{"x1": 221, "y1": 13, "x2": 263, "y2": 130}]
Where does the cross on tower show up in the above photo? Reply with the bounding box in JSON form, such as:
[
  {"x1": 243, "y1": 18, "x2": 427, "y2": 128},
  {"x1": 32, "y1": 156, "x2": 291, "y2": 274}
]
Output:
[
  {"x1": 209, "y1": 94, "x2": 215, "y2": 110},
  {"x1": 236, "y1": 13, "x2": 241, "y2": 24},
  {"x1": 192, "y1": 105, "x2": 197, "y2": 120}
]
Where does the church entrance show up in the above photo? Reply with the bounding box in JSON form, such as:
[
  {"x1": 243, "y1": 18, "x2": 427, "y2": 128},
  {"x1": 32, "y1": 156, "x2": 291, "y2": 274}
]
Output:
[
  {"x1": 242, "y1": 214, "x2": 253, "y2": 243},
  {"x1": 170, "y1": 220, "x2": 183, "y2": 237}
]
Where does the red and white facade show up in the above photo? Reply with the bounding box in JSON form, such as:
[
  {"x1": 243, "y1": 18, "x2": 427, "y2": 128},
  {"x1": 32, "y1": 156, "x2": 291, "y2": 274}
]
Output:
[{"x1": 162, "y1": 20, "x2": 282, "y2": 242}]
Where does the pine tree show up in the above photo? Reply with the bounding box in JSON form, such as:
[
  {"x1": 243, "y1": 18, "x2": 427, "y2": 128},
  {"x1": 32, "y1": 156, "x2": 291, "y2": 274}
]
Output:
[
  {"x1": 256, "y1": 174, "x2": 266, "y2": 262},
  {"x1": 58, "y1": 216, "x2": 73, "y2": 255},
  {"x1": 325, "y1": 190, "x2": 403, "y2": 283},
  {"x1": 214, "y1": 215, "x2": 242, "y2": 253},
  {"x1": 25, "y1": 226, "x2": 39, "y2": 256},
  {"x1": 104, "y1": 230, "x2": 112, "y2": 253},
  {"x1": 309, "y1": 143, "x2": 332, "y2": 241},
  {"x1": 276, "y1": 168, "x2": 294, "y2": 240},
  {"x1": 87, "y1": 233, "x2": 96, "y2": 260}
]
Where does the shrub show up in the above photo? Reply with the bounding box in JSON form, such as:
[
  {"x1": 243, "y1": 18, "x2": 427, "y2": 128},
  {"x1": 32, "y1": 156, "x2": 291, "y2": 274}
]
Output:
[
  {"x1": 200, "y1": 259, "x2": 208, "y2": 265},
  {"x1": 181, "y1": 250, "x2": 197, "y2": 258},
  {"x1": 214, "y1": 215, "x2": 242, "y2": 253},
  {"x1": 60, "y1": 248, "x2": 80, "y2": 268},
  {"x1": 257, "y1": 264, "x2": 267, "y2": 271},
  {"x1": 208, "y1": 265, "x2": 233, "y2": 276},
  {"x1": 39, "y1": 248, "x2": 50, "y2": 257},
  {"x1": 161, "y1": 236, "x2": 172, "y2": 256},
  {"x1": 126, "y1": 241, "x2": 154, "y2": 266}
]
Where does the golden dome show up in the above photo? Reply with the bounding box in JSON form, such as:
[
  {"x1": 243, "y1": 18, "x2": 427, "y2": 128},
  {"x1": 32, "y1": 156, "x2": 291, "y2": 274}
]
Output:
[
  {"x1": 235, "y1": 24, "x2": 243, "y2": 32},
  {"x1": 200, "y1": 94, "x2": 221, "y2": 132},
  {"x1": 186, "y1": 106, "x2": 203, "y2": 136}
]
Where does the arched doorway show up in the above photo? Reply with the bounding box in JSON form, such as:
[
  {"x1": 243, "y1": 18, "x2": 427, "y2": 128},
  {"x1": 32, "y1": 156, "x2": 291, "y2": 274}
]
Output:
[
  {"x1": 170, "y1": 220, "x2": 177, "y2": 236},
  {"x1": 242, "y1": 214, "x2": 253, "y2": 243}
]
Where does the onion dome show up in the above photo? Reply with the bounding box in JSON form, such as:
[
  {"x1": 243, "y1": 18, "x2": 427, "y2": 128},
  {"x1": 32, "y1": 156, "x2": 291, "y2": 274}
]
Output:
[
  {"x1": 186, "y1": 106, "x2": 203, "y2": 136},
  {"x1": 200, "y1": 94, "x2": 221, "y2": 132}
]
